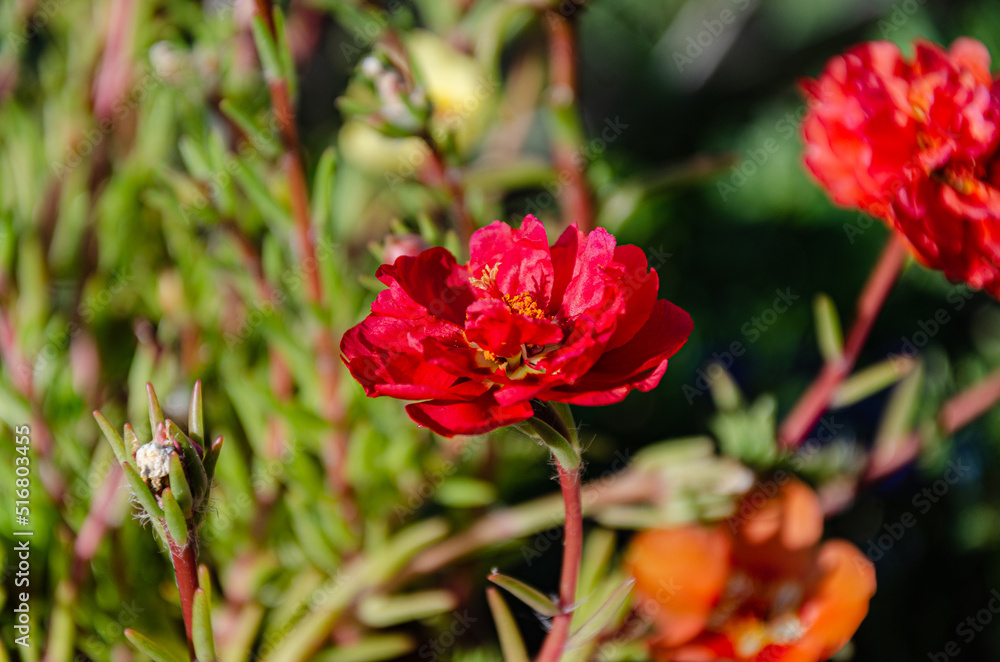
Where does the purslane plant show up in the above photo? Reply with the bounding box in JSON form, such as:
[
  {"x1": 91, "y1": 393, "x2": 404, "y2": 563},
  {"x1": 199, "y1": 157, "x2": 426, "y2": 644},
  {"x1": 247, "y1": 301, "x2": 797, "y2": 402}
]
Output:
[
  {"x1": 94, "y1": 383, "x2": 222, "y2": 662},
  {"x1": 14, "y1": 1, "x2": 1000, "y2": 659}
]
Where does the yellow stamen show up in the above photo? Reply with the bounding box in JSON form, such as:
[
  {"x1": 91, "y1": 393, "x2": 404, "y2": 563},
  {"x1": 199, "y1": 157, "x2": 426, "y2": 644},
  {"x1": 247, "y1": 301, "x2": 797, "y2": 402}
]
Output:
[
  {"x1": 504, "y1": 292, "x2": 545, "y2": 319},
  {"x1": 731, "y1": 620, "x2": 769, "y2": 658},
  {"x1": 470, "y1": 263, "x2": 499, "y2": 291}
]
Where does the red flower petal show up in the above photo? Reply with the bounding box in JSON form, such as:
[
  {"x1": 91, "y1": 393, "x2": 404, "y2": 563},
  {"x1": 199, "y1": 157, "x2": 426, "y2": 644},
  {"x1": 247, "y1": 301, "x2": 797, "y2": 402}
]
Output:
[
  {"x1": 383, "y1": 247, "x2": 477, "y2": 327},
  {"x1": 802, "y1": 37, "x2": 1000, "y2": 299},
  {"x1": 468, "y1": 215, "x2": 555, "y2": 307},
  {"x1": 605, "y1": 244, "x2": 660, "y2": 351},
  {"x1": 405, "y1": 393, "x2": 533, "y2": 436},
  {"x1": 582, "y1": 300, "x2": 693, "y2": 384}
]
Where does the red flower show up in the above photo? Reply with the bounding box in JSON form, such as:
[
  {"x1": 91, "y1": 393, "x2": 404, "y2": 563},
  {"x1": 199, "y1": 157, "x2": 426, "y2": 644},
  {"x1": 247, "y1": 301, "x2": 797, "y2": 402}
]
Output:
[
  {"x1": 802, "y1": 38, "x2": 1000, "y2": 297},
  {"x1": 627, "y1": 478, "x2": 876, "y2": 662},
  {"x1": 341, "y1": 215, "x2": 692, "y2": 436}
]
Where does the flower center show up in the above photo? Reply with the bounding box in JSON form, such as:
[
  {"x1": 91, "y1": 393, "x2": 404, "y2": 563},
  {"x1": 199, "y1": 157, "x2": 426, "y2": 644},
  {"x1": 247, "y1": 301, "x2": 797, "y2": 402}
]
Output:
[
  {"x1": 504, "y1": 292, "x2": 545, "y2": 319},
  {"x1": 467, "y1": 263, "x2": 558, "y2": 378},
  {"x1": 709, "y1": 573, "x2": 808, "y2": 656}
]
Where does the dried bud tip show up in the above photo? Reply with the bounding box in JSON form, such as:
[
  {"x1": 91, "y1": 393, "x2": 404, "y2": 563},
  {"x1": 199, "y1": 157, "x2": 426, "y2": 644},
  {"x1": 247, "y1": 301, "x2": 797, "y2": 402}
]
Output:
[{"x1": 136, "y1": 441, "x2": 175, "y2": 492}]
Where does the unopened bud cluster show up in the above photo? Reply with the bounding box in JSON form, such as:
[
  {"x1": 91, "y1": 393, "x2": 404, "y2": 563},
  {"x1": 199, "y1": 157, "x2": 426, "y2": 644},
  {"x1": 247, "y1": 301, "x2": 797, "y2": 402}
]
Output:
[
  {"x1": 94, "y1": 382, "x2": 223, "y2": 546},
  {"x1": 340, "y1": 51, "x2": 431, "y2": 137}
]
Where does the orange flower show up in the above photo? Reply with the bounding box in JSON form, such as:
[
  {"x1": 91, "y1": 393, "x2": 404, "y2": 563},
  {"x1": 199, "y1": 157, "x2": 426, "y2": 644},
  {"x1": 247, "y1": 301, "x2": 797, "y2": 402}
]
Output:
[{"x1": 626, "y1": 478, "x2": 875, "y2": 662}]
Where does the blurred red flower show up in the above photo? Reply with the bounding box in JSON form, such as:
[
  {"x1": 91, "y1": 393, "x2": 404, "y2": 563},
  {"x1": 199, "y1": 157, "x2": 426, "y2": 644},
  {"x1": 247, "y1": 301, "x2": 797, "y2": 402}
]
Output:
[
  {"x1": 802, "y1": 38, "x2": 1000, "y2": 297},
  {"x1": 341, "y1": 215, "x2": 692, "y2": 436},
  {"x1": 627, "y1": 477, "x2": 876, "y2": 662}
]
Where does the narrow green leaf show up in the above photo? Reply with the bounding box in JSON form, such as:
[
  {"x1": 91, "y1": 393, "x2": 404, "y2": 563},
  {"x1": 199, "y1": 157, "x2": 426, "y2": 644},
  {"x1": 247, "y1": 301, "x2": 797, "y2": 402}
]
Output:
[
  {"x1": 433, "y1": 477, "x2": 497, "y2": 508},
  {"x1": 124, "y1": 423, "x2": 140, "y2": 460},
  {"x1": 567, "y1": 579, "x2": 634, "y2": 649},
  {"x1": 357, "y1": 591, "x2": 457, "y2": 628},
  {"x1": 464, "y1": 161, "x2": 555, "y2": 192},
  {"x1": 146, "y1": 382, "x2": 165, "y2": 432},
  {"x1": 515, "y1": 418, "x2": 580, "y2": 471},
  {"x1": 44, "y1": 579, "x2": 76, "y2": 662},
  {"x1": 16, "y1": 233, "x2": 48, "y2": 330},
  {"x1": 122, "y1": 463, "x2": 163, "y2": 519},
  {"x1": 218, "y1": 99, "x2": 281, "y2": 158},
  {"x1": 813, "y1": 294, "x2": 844, "y2": 362},
  {"x1": 168, "y1": 454, "x2": 193, "y2": 517},
  {"x1": 443, "y1": 230, "x2": 461, "y2": 261},
  {"x1": 178, "y1": 136, "x2": 213, "y2": 179},
  {"x1": 198, "y1": 565, "x2": 212, "y2": 602},
  {"x1": 286, "y1": 490, "x2": 340, "y2": 572},
  {"x1": 193, "y1": 588, "x2": 216, "y2": 662},
  {"x1": 368, "y1": 519, "x2": 450, "y2": 583},
  {"x1": 874, "y1": 360, "x2": 924, "y2": 449},
  {"x1": 548, "y1": 401, "x2": 579, "y2": 445},
  {"x1": 578, "y1": 529, "x2": 616, "y2": 598},
  {"x1": 310, "y1": 147, "x2": 337, "y2": 229},
  {"x1": 273, "y1": 7, "x2": 297, "y2": 97},
  {"x1": 260, "y1": 561, "x2": 369, "y2": 662},
  {"x1": 222, "y1": 603, "x2": 264, "y2": 662},
  {"x1": 633, "y1": 436, "x2": 716, "y2": 468},
  {"x1": 312, "y1": 634, "x2": 414, "y2": 662},
  {"x1": 203, "y1": 129, "x2": 238, "y2": 216},
  {"x1": 161, "y1": 488, "x2": 189, "y2": 545},
  {"x1": 416, "y1": 213, "x2": 439, "y2": 245},
  {"x1": 203, "y1": 436, "x2": 224, "y2": 483},
  {"x1": 707, "y1": 362, "x2": 742, "y2": 412},
  {"x1": 833, "y1": 357, "x2": 915, "y2": 409},
  {"x1": 487, "y1": 588, "x2": 530, "y2": 662},
  {"x1": 166, "y1": 420, "x2": 208, "y2": 501},
  {"x1": 488, "y1": 572, "x2": 560, "y2": 617},
  {"x1": 188, "y1": 380, "x2": 204, "y2": 447},
  {"x1": 124, "y1": 629, "x2": 185, "y2": 662},
  {"x1": 265, "y1": 522, "x2": 448, "y2": 662},
  {"x1": 93, "y1": 410, "x2": 127, "y2": 466},
  {"x1": 251, "y1": 15, "x2": 282, "y2": 82},
  {"x1": 230, "y1": 159, "x2": 291, "y2": 227}
]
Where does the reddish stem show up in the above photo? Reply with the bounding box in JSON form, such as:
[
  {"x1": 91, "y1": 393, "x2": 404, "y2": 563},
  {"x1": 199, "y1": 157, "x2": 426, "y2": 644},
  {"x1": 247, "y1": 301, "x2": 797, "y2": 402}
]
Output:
[
  {"x1": 421, "y1": 139, "x2": 474, "y2": 248},
  {"x1": 535, "y1": 462, "x2": 582, "y2": 662},
  {"x1": 544, "y1": 10, "x2": 593, "y2": 233},
  {"x1": 252, "y1": 0, "x2": 356, "y2": 520},
  {"x1": 939, "y1": 364, "x2": 1000, "y2": 436},
  {"x1": 778, "y1": 234, "x2": 908, "y2": 447},
  {"x1": 168, "y1": 533, "x2": 200, "y2": 660},
  {"x1": 253, "y1": 0, "x2": 322, "y2": 305}
]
